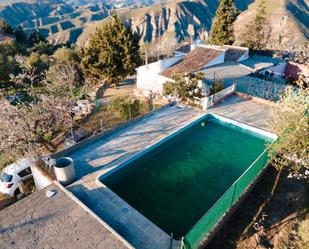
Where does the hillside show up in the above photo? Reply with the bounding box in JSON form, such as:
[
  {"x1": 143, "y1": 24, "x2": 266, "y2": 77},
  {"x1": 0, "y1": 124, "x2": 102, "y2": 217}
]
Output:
[
  {"x1": 0, "y1": 0, "x2": 161, "y2": 43},
  {"x1": 77, "y1": 0, "x2": 219, "y2": 48},
  {"x1": 234, "y1": 0, "x2": 309, "y2": 50},
  {"x1": 77, "y1": 0, "x2": 309, "y2": 50},
  {"x1": 0, "y1": 0, "x2": 308, "y2": 49}
]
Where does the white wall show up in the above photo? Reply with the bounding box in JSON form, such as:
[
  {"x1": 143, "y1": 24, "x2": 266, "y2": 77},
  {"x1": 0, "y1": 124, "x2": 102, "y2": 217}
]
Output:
[
  {"x1": 260, "y1": 62, "x2": 287, "y2": 77},
  {"x1": 136, "y1": 57, "x2": 182, "y2": 95},
  {"x1": 31, "y1": 165, "x2": 53, "y2": 190}
]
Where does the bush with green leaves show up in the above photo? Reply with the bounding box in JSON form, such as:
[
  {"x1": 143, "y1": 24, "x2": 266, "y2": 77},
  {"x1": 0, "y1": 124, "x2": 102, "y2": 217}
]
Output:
[
  {"x1": 109, "y1": 95, "x2": 141, "y2": 120},
  {"x1": 53, "y1": 47, "x2": 80, "y2": 63},
  {"x1": 210, "y1": 78, "x2": 224, "y2": 95},
  {"x1": 163, "y1": 72, "x2": 205, "y2": 101}
]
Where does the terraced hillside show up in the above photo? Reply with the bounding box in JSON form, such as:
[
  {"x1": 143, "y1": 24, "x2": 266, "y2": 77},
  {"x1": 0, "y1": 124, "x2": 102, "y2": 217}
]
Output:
[
  {"x1": 0, "y1": 0, "x2": 308, "y2": 49},
  {"x1": 0, "y1": 0, "x2": 111, "y2": 43}
]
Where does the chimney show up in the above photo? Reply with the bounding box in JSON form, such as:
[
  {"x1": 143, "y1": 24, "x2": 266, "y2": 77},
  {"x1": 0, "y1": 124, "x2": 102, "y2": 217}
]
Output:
[{"x1": 190, "y1": 39, "x2": 197, "y2": 51}]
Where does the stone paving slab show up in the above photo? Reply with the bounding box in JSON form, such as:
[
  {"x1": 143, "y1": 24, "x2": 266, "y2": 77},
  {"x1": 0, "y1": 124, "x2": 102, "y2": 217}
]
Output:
[{"x1": 209, "y1": 95, "x2": 273, "y2": 131}]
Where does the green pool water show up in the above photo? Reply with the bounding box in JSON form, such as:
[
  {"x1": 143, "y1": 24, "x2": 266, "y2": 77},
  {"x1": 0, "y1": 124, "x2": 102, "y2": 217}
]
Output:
[{"x1": 101, "y1": 116, "x2": 270, "y2": 238}]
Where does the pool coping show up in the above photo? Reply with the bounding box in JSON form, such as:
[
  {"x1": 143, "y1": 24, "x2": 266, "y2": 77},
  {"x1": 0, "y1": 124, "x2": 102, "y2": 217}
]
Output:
[{"x1": 75, "y1": 113, "x2": 277, "y2": 248}]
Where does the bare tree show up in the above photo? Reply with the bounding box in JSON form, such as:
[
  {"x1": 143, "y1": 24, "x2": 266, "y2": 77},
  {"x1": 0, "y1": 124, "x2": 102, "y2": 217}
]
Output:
[
  {"x1": 0, "y1": 87, "x2": 73, "y2": 170},
  {"x1": 10, "y1": 55, "x2": 44, "y2": 87}
]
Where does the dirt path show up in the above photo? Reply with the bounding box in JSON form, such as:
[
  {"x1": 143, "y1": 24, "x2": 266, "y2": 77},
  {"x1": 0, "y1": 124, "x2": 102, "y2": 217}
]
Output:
[
  {"x1": 207, "y1": 167, "x2": 309, "y2": 249},
  {"x1": 100, "y1": 77, "x2": 136, "y2": 106}
]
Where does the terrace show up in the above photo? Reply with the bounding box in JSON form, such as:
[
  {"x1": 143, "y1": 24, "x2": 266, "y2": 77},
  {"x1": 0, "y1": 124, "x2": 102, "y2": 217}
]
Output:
[
  {"x1": 1, "y1": 93, "x2": 277, "y2": 249},
  {"x1": 52, "y1": 94, "x2": 275, "y2": 249}
]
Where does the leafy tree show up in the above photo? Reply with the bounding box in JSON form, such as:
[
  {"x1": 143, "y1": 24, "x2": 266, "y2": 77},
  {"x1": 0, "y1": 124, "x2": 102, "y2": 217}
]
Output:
[
  {"x1": 28, "y1": 30, "x2": 46, "y2": 46},
  {"x1": 209, "y1": 0, "x2": 239, "y2": 45},
  {"x1": 46, "y1": 47, "x2": 83, "y2": 93},
  {"x1": 53, "y1": 47, "x2": 79, "y2": 63},
  {"x1": 10, "y1": 55, "x2": 45, "y2": 87},
  {"x1": 270, "y1": 84, "x2": 309, "y2": 171},
  {"x1": 163, "y1": 72, "x2": 206, "y2": 101},
  {"x1": 109, "y1": 95, "x2": 141, "y2": 120},
  {"x1": 28, "y1": 41, "x2": 55, "y2": 55},
  {"x1": 241, "y1": 0, "x2": 268, "y2": 50},
  {"x1": 0, "y1": 53, "x2": 18, "y2": 82},
  {"x1": 210, "y1": 75, "x2": 224, "y2": 95},
  {"x1": 81, "y1": 14, "x2": 141, "y2": 85},
  {"x1": 0, "y1": 19, "x2": 13, "y2": 35},
  {"x1": 27, "y1": 52, "x2": 50, "y2": 71},
  {"x1": 0, "y1": 40, "x2": 26, "y2": 56}
]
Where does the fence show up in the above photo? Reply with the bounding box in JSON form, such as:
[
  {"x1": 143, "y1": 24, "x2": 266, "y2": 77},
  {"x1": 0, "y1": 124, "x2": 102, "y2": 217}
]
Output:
[
  {"x1": 181, "y1": 142, "x2": 274, "y2": 249},
  {"x1": 223, "y1": 76, "x2": 287, "y2": 101},
  {"x1": 201, "y1": 83, "x2": 236, "y2": 110}
]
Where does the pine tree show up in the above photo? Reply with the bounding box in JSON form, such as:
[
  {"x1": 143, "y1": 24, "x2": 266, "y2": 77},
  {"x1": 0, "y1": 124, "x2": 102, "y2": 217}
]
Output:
[
  {"x1": 241, "y1": 0, "x2": 268, "y2": 50},
  {"x1": 0, "y1": 19, "x2": 13, "y2": 35},
  {"x1": 209, "y1": 0, "x2": 239, "y2": 45},
  {"x1": 13, "y1": 26, "x2": 27, "y2": 43},
  {"x1": 81, "y1": 14, "x2": 141, "y2": 85}
]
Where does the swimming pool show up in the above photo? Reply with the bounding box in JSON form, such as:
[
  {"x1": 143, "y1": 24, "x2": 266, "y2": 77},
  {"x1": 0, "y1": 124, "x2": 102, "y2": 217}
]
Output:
[{"x1": 100, "y1": 114, "x2": 276, "y2": 248}]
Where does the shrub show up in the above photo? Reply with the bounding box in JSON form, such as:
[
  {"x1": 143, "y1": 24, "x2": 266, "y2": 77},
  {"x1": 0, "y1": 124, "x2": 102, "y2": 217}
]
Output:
[
  {"x1": 163, "y1": 73, "x2": 205, "y2": 101},
  {"x1": 109, "y1": 95, "x2": 141, "y2": 120},
  {"x1": 210, "y1": 78, "x2": 224, "y2": 95}
]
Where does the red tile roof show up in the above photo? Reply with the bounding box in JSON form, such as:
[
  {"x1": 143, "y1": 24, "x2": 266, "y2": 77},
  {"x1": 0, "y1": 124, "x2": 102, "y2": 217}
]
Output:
[
  {"x1": 0, "y1": 33, "x2": 15, "y2": 42},
  {"x1": 160, "y1": 47, "x2": 224, "y2": 78}
]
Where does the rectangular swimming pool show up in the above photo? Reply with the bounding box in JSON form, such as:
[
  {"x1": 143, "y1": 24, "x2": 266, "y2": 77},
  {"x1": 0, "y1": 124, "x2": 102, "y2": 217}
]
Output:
[{"x1": 100, "y1": 114, "x2": 276, "y2": 246}]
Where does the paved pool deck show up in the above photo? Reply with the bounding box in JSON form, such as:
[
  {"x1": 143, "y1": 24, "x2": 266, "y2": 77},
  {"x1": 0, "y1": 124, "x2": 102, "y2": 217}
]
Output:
[
  {"x1": 209, "y1": 95, "x2": 272, "y2": 131},
  {"x1": 60, "y1": 94, "x2": 274, "y2": 249}
]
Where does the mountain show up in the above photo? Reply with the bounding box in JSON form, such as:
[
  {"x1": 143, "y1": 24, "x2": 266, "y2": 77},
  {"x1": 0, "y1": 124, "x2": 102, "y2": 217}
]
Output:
[
  {"x1": 0, "y1": 0, "x2": 164, "y2": 43},
  {"x1": 77, "y1": 0, "x2": 309, "y2": 50},
  {"x1": 0, "y1": 0, "x2": 308, "y2": 49},
  {"x1": 77, "y1": 0, "x2": 218, "y2": 48},
  {"x1": 234, "y1": 0, "x2": 309, "y2": 50}
]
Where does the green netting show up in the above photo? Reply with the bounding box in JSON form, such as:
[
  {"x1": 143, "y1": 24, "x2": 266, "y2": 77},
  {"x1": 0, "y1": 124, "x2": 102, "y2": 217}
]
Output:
[{"x1": 182, "y1": 149, "x2": 271, "y2": 249}]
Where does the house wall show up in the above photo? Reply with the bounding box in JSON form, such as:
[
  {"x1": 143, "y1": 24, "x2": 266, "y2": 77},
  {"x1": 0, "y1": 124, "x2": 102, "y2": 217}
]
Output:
[
  {"x1": 136, "y1": 57, "x2": 182, "y2": 95},
  {"x1": 260, "y1": 62, "x2": 287, "y2": 77}
]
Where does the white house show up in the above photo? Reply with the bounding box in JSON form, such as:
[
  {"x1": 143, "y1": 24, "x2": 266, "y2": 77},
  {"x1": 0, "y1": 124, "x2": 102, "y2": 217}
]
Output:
[{"x1": 136, "y1": 42, "x2": 249, "y2": 96}]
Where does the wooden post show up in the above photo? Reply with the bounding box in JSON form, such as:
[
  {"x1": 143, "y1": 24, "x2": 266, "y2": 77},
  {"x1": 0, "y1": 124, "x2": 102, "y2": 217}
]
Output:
[{"x1": 100, "y1": 118, "x2": 104, "y2": 133}]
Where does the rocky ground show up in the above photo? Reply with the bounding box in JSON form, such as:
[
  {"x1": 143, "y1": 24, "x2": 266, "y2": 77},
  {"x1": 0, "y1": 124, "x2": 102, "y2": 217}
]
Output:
[{"x1": 207, "y1": 166, "x2": 309, "y2": 249}]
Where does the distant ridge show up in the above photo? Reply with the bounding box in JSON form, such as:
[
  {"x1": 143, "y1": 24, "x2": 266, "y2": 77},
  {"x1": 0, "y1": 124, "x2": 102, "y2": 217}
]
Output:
[{"x1": 0, "y1": 0, "x2": 308, "y2": 50}]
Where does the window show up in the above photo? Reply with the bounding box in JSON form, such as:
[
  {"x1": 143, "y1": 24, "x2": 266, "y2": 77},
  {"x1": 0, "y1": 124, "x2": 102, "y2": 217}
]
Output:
[
  {"x1": 0, "y1": 172, "x2": 13, "y2": 182},
  {"x1": 18, "y1": 167, "x2": 32, "y2": 178}
]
